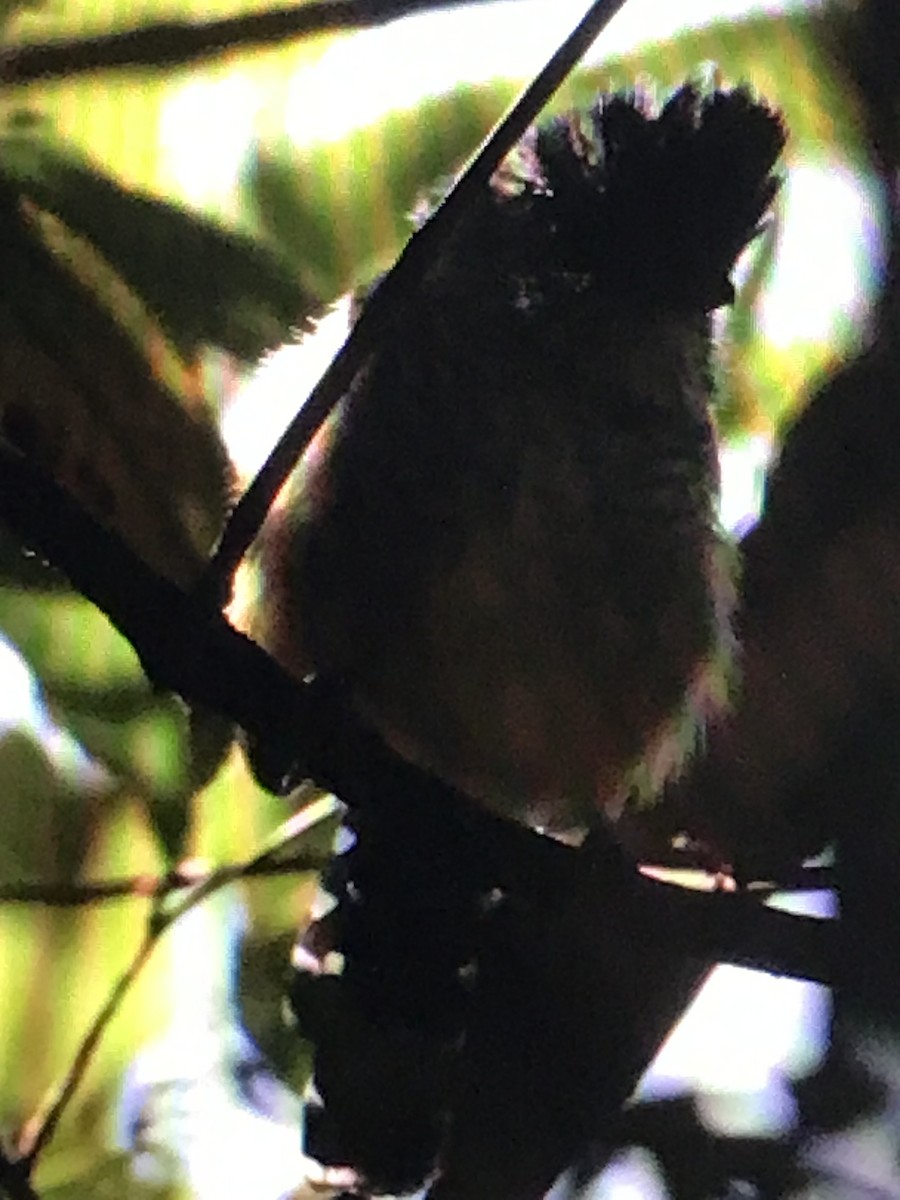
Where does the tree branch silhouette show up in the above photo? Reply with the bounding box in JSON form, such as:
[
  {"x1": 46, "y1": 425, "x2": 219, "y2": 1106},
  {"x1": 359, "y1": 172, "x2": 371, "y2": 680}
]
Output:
[
  {"x1": 0, "y1": 0, "x2": 508, "y2": 84},
  {"x1": 0, "y1": 442, "x2": 837, "y2": 987},
  {"x1": 12, "y1": 799, "x2": 336, "y2": 1170},
  {"x1": 0, "y1": 850, "x2": 333, "y2": 908}
]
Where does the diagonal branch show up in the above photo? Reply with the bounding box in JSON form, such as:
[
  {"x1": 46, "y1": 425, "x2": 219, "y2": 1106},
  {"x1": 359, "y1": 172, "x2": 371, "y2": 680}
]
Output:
[
  {"x1": 0, "y1": 858, "x2": 834, "y2": 910},
  {"x1": 0, "y1": 443, "x2": 838, "y2": 988},
  {"x1": 0, "y1": 0, "x2": 503, "y2": 84},
  {"x1": 15, "y1": 927, "x2": 158, "y2": 1168},
  {"x1": 0, "y1": 851, "x2": 333, "y2": 908}
]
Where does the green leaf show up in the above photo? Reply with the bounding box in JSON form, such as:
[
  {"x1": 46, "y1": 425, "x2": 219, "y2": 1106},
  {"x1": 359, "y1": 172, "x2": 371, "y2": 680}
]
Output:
[
  {"x1": 0, "y1": 0, "x2": 46, "y2": 35},
  {"x1": 4, "y1": 0, "x2": 324, "y2": 43},
  {"x1": 54, "y1": 698, "x2": 192, "y2": 859},
  {"x1": 61, "y1": 702, "x2": 188, "y2": 800},
  {"x1": 0, "y1": 726, "x2": 95, "y2": 883},
  {"x1": 243, "y1": 83, "x2": 514, "y2": 299},
  {"x1": 0, "y1": 588, "x2": 148, "y2": 692},
  {"x1": 0, "y1": 197, "x2": 233, "y2": 586},
  {"x1": 0, "y1": 588, "x2": 203, "y2": 856},
  {"x1": 0, "y1": 131, "x2": 324, "y2": 359},
  {"x1": 0, "y1": 0, "x2": 332, "y2": 237}
]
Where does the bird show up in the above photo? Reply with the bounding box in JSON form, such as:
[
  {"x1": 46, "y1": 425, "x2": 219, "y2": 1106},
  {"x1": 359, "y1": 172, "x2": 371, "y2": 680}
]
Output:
[{"x1": 255, "y1": 83, "x2": 786, "y2": 837}]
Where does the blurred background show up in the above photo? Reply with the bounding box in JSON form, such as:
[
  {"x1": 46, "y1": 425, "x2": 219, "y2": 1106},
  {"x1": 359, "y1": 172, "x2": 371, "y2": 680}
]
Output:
[{"x1": 0, "y1": 0, "x2": 881, "y2": 1196}]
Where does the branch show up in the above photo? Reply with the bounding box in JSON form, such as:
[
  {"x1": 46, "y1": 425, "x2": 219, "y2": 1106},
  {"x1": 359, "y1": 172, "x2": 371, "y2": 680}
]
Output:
[
  {"x1": 0, "y1": 852, "x2": 333, "y2": 908},
  {"x1": 0, "y1": 442, "x2": 314, "y2": 760},
  {"x1": 10, "y1": 798, "x2": 336, "y2": 1166},
  {"x1": 633, "y1": 872, "x2": 836, "y2": 986},
  {"x1": 487, "y1": 825, "x2": 838, "y2": 987},
  {"x1": 16, "y1": 927, "x2": 158, "y2": 1166},
  {"x1": 0, "y1": 443, "x2": 838, "y2": 987},
  {"x1": 198, "y1": 0, "x2": 630, "y2": 601},
  {"x1": 0, "y1": 441, "x2": 840, "y2": 1200},
  {"x1": 0, "y1": 0, "x2": 503, "y2": 84},
  {"x1": 0, "y1": 862, "x2": 830, "y2": 908}
]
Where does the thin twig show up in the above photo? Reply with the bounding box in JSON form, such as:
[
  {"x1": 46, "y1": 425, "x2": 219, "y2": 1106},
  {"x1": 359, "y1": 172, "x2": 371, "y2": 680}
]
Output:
[
  {"x1": 198, "y1": 0, "x2": 630, "y2": 603},
  {"x1": 16, "y1": 927, "x2": 158, "y2": 1166},
  {"x1": 0, "y1": 852, "x2": 333, "y2": 908},
  {"x1": 156, "y1": 793, "x2": 341, "y2": 928},
  {"x1": 0, "y1": 0, "x2": 499, "y2": 84},
  {"x1": 639, "y1": 861, "x2": 837, "y2": 895},
  {"x1": 14, "y1": 800, "x2": 337, "y2": 1167},
  {"x1": 0, "y1": 860, "x2": 832, "y2": 909}
]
